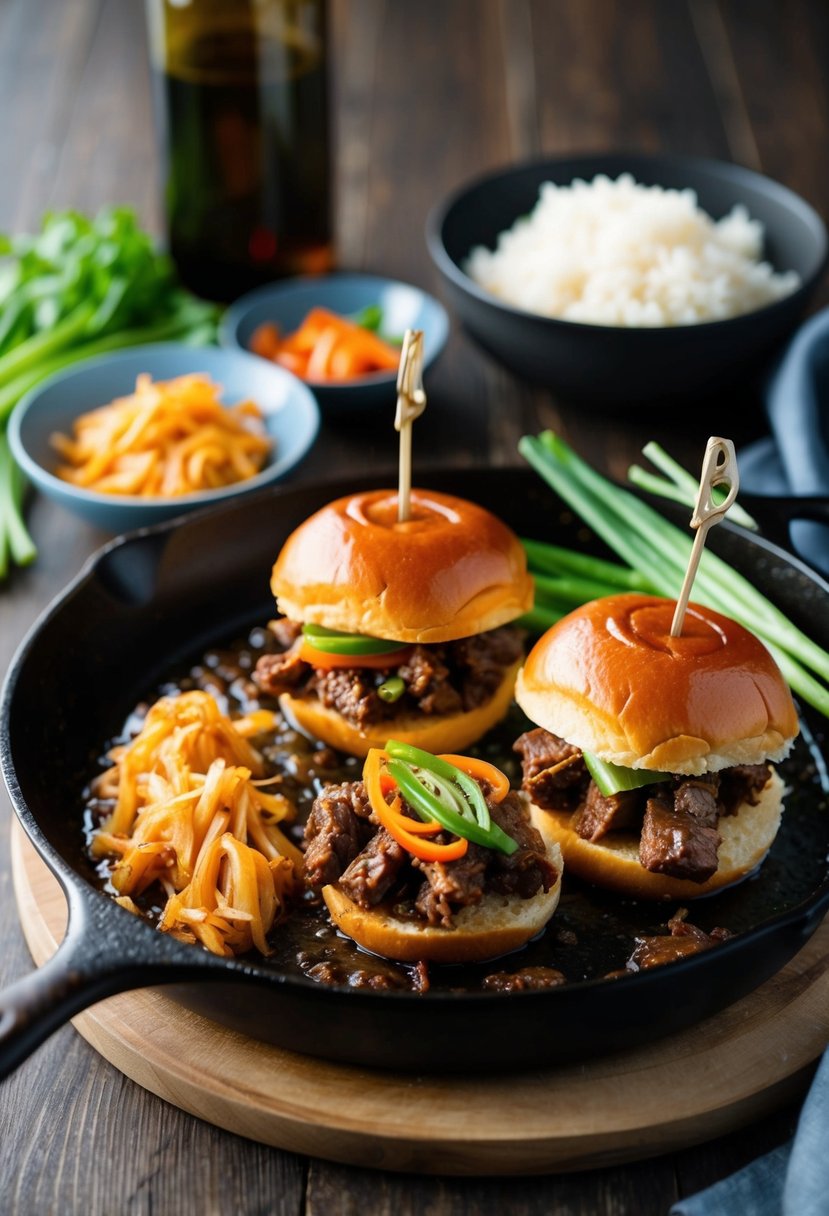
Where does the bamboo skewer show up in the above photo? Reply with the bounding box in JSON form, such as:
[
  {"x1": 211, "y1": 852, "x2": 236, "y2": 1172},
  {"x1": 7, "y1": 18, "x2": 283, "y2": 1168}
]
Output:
[
  {"x1": 670, "y1": 437, "x2": 740, "y2": 637},
  {"x1": 395, "y1": 329, "x2": 426, "y2": 522}
]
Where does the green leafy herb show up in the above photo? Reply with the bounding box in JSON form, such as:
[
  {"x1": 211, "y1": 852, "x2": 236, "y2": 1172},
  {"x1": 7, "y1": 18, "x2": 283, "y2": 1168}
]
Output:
[{"x1": 0, "y1": 207, "x2": 222, "y2": 578}]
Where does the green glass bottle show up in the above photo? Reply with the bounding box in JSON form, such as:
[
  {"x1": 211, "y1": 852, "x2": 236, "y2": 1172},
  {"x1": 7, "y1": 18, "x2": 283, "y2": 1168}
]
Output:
[{"x1": 146, "y1": 0, "x2": 332, "y2": 301}]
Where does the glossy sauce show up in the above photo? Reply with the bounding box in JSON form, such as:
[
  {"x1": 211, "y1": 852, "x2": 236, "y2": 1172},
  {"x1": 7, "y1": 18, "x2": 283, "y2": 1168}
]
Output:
[{"x1": 84, "y1": 624, "x2": 829, "y2": 994}]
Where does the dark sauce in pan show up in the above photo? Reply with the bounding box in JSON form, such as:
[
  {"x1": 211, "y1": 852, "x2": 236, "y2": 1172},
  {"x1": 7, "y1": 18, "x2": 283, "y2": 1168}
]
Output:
[{"x1": 84, "y1": 623, "x2": 829, "y2": 995}]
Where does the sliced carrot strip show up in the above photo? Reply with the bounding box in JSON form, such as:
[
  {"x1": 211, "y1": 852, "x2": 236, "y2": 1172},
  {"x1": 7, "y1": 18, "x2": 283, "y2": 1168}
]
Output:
[
  {"x1": 363, "y1": 749, "x2": 468, "y2": 863},
  {"x1": 250, "y1": 305, "x2": 400, "y2": 382},
  {"x1": 437, "y1": 755, "x2": 510, "y2": 803}
]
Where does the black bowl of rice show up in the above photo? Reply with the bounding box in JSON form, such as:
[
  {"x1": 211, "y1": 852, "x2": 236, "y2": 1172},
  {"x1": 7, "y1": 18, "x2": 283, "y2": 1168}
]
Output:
[{"x1": 426, "y1": 152, "x2": 827, "y2": 407}]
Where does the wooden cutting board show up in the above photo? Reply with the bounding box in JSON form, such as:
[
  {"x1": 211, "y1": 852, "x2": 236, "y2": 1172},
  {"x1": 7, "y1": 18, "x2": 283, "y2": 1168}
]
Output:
[{"x1": 11, "y1": 821, "x2": 829, "y2": 1175}]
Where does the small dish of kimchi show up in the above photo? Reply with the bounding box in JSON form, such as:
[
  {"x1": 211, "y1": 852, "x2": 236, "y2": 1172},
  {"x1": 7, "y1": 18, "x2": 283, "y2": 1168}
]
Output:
[{"x1": 221, "y1": 272, "x2": 449, "y2": 413}]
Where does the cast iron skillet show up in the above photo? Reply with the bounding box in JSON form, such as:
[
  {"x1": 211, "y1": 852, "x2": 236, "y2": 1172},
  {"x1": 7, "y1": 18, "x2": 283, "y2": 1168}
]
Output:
[{"x1": 2, "y1": 469, "x2": 829, "y2": 1078}]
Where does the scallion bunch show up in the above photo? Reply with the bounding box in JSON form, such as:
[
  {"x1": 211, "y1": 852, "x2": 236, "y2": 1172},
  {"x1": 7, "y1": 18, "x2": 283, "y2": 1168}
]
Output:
[
  {"x1": 519, "y1": 431, "x2": 829, "y2": 719},
  {"x1": 0, "y1": 208, "x2": 221, "y2": 577}
]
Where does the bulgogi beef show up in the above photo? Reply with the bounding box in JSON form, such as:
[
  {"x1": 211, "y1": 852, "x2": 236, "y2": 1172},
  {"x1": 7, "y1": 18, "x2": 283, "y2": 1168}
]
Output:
[
  {"x1": 255, "y1": 623, "x2": 524, "y2": 728},
  {"x1": 626, "y1": 908, "x2": 733, "y2": 970},
  {"x1": 304, "y1": 781, "x2": 558, "y2": 930},
  {"x1": 303, "y1": 779, "x2": 374, "y2": 888},
  {"x1": 638, "y1": 796, "x2": 721, "y2": 882},
  {"x1": 482, "y1": 965, "x2": 567, "y2": 992},
  {"x1": 514, "y1": 728, "x2": 771, "y2": 883}
]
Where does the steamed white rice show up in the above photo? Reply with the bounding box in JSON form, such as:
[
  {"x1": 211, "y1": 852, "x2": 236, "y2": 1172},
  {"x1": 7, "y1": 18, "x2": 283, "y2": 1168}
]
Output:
[{"x1": 465, "y1": 174, "x2": 800, "y2": 327}]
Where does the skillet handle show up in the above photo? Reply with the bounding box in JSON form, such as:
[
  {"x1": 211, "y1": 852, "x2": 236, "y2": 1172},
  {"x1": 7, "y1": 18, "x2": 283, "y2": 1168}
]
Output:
[{"x1": 0, "y1": 874, "x2": 224, "y2": 1081}]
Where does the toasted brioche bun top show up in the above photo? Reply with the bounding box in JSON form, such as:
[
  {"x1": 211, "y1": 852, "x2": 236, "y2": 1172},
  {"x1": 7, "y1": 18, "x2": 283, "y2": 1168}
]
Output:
[
  {"x1": 271, "y1": 489, "x2": 533, "y2": 643},
  {"x1": 515, "y1": 594, "x2": 798, "y2": 775}
]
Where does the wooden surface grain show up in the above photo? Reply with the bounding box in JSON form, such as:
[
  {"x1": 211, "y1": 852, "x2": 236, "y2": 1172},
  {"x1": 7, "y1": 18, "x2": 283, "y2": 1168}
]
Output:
[{"x1": 1, "y1": 1, "x2": 827, "y2": 1212}]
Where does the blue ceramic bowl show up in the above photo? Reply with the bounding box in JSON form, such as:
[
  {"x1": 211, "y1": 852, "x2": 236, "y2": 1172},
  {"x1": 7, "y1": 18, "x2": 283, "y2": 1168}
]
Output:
[
  {"x1": 220, "y1": 272, "x2": 450, "y2": 412},
  {"x1": 8, "y1": 343, "x2": 320, "y2": 533},
  {"x1": 427, "y1": 152, "x2": 828, "y2": 407}
]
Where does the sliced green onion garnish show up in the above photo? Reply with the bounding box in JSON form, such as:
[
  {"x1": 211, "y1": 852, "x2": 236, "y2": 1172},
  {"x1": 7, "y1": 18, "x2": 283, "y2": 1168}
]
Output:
[
  {"x1": 386, "y1": 740, "x2": 491, "y2": 832},
  {"x1": 301, "y1": 623, "x2": 407, "y2": 656},
  {"x1": 417, "y1": 768, "x2": 475, "y2": 822},
  {"x1": 583, "y1": 751, "x2": 671, "y2": 797},
  {"x1": 385, "y1": 758, "x2": 517, "y2": 855},
  {"x1": 377, "y1": 676, "x2": 406, "y2": 703},
  {"x1": 348, "y1": 303, "x2": 383, "y2": 332}
]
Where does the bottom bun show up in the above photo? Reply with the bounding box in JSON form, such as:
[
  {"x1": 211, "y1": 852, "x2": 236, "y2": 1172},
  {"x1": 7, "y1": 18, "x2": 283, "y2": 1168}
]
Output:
[
  {"x1": 322, "y1": 805, "x2": 564, "y2": 964},
  {"x1": 532, "y1": 770, "x2": 784, "y2": 902},
  {"x1": 281, "y1": 659, "x2": 522, "y2": 758}
]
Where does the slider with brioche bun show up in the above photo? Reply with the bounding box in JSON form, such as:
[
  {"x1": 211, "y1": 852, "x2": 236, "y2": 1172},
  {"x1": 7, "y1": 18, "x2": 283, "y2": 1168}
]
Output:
[
  {"x1": 255, "y1": 489, "x2": 533, "y2": 757},
  {"x1": 514, "y1": 593, "x2": 799, "y2": 901},
  {"x1": 303, "y1": 742, "x2": 562, "y2": 963}
]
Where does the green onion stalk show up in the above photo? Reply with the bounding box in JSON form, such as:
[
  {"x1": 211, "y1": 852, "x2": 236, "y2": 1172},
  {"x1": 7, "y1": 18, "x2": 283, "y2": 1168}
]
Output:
[
  {"x1": 518, "y1": 431, "x2": 829, "y2": 719},
  {"x1": 0, "y1": 208, "x2": 221, "y2": 578}
]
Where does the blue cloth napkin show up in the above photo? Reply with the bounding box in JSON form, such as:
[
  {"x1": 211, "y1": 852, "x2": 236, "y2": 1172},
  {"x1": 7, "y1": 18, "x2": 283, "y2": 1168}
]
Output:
[
  {"x1": 670, "y1": 1048, "x2": 829, "y2": 1216},
  {"x1": 740, "y1": 306, "x2": 829, "y2": 575}
]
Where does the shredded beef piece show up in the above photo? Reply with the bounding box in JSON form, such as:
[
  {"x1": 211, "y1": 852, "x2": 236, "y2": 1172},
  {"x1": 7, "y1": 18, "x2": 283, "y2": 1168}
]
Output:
[
  {"x1": 254, "y1": 646, "x2": 307, "y2": 695},
  {"x1": 338, "y1": 830, "x2": 407, "y2": 908},
  {"x1": 302, "y1": 960, "x2": 409, "y2": 990},
  {"x1": 268, "y1": 618, "x2": 303, "y2": 649},
  {"x1": 513, "y1": 726, "x2": 769, "y2": 880},
  {"x1": 674, "y1": 777, "x2": 720, "y2": 829},
  {"x1": 397, "y1": 645, "x2": 442, "y2": 697},
  {"x1": 626, "y1": 908, "x2": 733, "y2": 971},
  {"x1": 514, "y1": 728, "x2": 588, "y2": 811},
  {"x1": 718, "y1": 763, "x2": 771, "y2": 815},
  {"x1": 666, "y1": 907, "x2": 732, "y2": 944},
  {"x1": 258, "y1": 625, "x2": 523, "y2": 728},
  {"x1": 627, "y1": 934, "x2": 713, "y2": 970},
  {"x1": 303, "y1": 780, "x2": 374, "y2": 888},
  {"x1": 574, "y1": 783, "x2": 642, "y2": 842},
  {"x1": 455, "y1": 624, "x2": 524, "y2": 669},
  {"x1": 412, "y1": 793, "x2": 557, "y2": 923},
  {"x1": 452, "y1": 626, "x2": 524, "y2": 709},
  {"x1": 307, "y1": 777, "x2": 555, "y2": 933},
  {"x1": 310, "y1": 666, "x2": 388, "y2": 727},
  {"x1": 483, "y1": 966, "x2": 566, "y2": 992},
  {"x1": 486, "y1": 792, "x2": 559, "y2": 898},
  {"x1": 397, "y1": 645, "x2": 463, "y2": 715},
  {"x1": 413, "y1": 848, "x2": 488, "y2": 928},
  {"x1": 639, "y1": 796, "x2": 721, "y2": 882}
]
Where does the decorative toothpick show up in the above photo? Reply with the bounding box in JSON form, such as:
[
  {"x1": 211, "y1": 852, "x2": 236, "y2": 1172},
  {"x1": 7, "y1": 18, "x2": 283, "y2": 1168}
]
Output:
[
  {"x1": 395, "y1": 329, "x2": 426, "y2": 522},
  {"x1": 670, "y1": 437, "x2": 739, "y2": 637}
]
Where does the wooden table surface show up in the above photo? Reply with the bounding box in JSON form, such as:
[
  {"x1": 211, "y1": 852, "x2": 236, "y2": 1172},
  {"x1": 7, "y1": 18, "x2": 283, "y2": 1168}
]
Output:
[{"x1": 2, "y1": 1, "x2": 828, "y2": 1212}]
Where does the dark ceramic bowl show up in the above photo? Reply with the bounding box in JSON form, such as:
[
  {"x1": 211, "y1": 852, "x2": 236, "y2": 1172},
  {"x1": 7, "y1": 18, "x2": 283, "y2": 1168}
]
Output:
[{"x1": 427, "y1": 153, "x2": 828, "y2": 407}]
